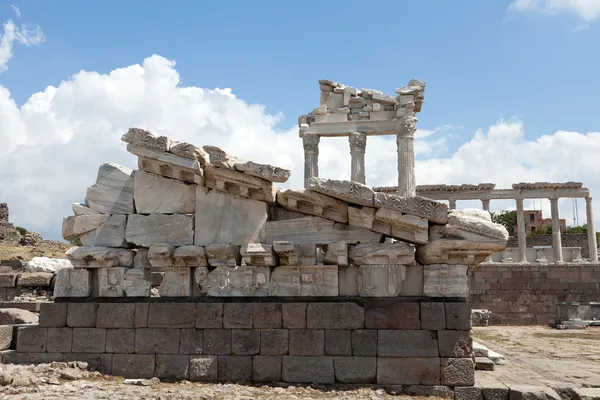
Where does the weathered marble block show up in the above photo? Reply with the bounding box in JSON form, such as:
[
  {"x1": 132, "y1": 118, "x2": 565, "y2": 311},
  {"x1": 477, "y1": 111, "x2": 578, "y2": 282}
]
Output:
[
  {"x1": 272, "y1": 242, "x2": 317, "y2": 266},
  {"x1": 195, "y1": 188, "x2": 268, "y2": 246},
  {"x1": 348, "y1": 242, "x2": 414, "y2": 265},
  {"x1": 122, "y1": 268, "x2": 152, "y2": 297},
  {"x1": 308, "y1": 178, "x2": 374, "y2": 207},
  {"x1": 323, "y1": 241, "x2": 348, "y2": 266},
  {"x1": 234, "y1": 160, "x2": 291, "y2": 183},
  {"x1": 62, "y1": 214, "x2": 110, "y2": 240},
  {"x1": 127, "y1": 144, "x2": 204, "y2": 185},
  {"x1": 241, "y1": 244, "x2": 276, "y2": 267},
  {"x1": 97, "y1": 267, "x2": 125, "y2": 297},
  {"x1": 193, "y1": 267, "x2": 209, "y2": 288},
  {"x1": 277, "y1": 189, "x2": 348, "y2": 223},
  {"x1": 54, "y1": 269, "x2": 92, "y2": 297},
  {"x1": 269, "y1": 265, "x2": 338, "y2": 296},
  {"x1": 148, "y1": 244, "x2": 176, "y2": 267},
  {"x1": 357, "y1": 264, "x2": 406, "y2": 297},
  {"x1": 158, "y1": 268, "x2": 193, "y2": 297},
  {"x1": 80, "y1": 215, "x2": 128, "y2": 248},
  {"x1": 423, "y1": 264, "x2": 468, "y2": 298},
  {"x1": 169, "y1": 141, "x2": 209, "y2": 164},
  {"x1": 72, "y1": 202, "x2": 99, "y2": 216},
  {"x1": 201, "y1": 266, "x2": 270, "y2": 296},
  {"x1": 173, "y1": 245, "x2": 208, "y2": 267},
  {"x1": 374, "y1": 193, "x2": 448, "y2": 225},
  {"x1": 372, "y1": 208, "x2": 428, "y2": 245},
  {"x1": 133, "y1": 170, "x2": 196, "y2": 214},
  {"x1": 122, "y1": 128, "x2": 172, "y2": 152},
  {"x1": 266, "y1": 216, "x2": 382, "y2": 244},
  {"x1": 126, "y1": 214, "x2": 194, "y2": 247},
  {"x1": 202, "y1": 145, "x2": 240, "y2": 169},
  {"x1": 66, "y1": 247, "x2": 134, "y2": 268},
  {"x1": 133, "y1": 248, "x2": 151, "y2": 268},
  {"x1": 347, "y1": 206, "x2": 375, "y2": 229},
  {"x1": 204, "y1": 165, "x2": 277, "y2": 204},
  {"x1": 205, "y1": 244, "x2": 242, "y2": 267},
  {"x1": 85, "y1": 162, "x2": 135, "y2": 214}
]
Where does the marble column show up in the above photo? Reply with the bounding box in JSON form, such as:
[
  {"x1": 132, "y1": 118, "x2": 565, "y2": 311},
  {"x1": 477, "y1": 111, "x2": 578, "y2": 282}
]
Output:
[
  {"x1": 516, "y1": 199, "x2": 527, "y2": 263},
  {"x1": 349, "y1": 132, "x2": 367, "y2": 184},
  {"x1": 586, "y1": 197, "x2": 598, "y2": 262},
  {"x1": 482, "y1": 199, "x2": 492, "y2": 262},
  {"x1": 396, "y1": 116, "x2": 417, "y2": 198},
  {"x1": 449, "y1": 199, "x2": 457, "y2": 209},
  {"x1": 302, "y1": 133, "x2": 320, "y2": 189},
  {"x1": 550, "y1": 197, "x2": 563, "y2": 263}
]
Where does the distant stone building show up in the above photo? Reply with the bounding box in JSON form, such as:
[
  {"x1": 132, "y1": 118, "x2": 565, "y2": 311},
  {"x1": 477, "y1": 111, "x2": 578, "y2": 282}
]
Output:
[
  {"x1": 0, "y1": 203, "x2": 21, "y2": 245},
  {"x1": 523, "y1": 209, "x2": 566, "y2": 235}
]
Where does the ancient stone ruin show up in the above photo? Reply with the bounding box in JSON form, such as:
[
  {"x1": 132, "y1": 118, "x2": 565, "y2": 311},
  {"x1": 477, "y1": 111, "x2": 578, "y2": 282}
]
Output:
[
  {"x1": 14, "y1": 79, "x2": 509, "y2": 390},
  {"x1": 0, "y1": 204, "x2": 21, "y2": 245}
]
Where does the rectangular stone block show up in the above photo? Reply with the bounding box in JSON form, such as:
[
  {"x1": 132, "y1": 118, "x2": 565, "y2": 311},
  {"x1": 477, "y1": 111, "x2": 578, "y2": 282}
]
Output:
[
  {"x1": 67, "y1": 303, "x2": 98, "y2": 328},
  {"x1": 26, "y1": 352, "x2": 63, "y2": 364},
  {"x1": 338, "y1": 265, "x2": 359, "y2": 296},
  {"x1": 266, "y1": 216, "x2": 382, "y2": 244},
  {"x1": 156, "y1": 354, "x2": 190, "y2": 380},
  {"x1": 16, "y1": 327, "x2": 47, "y2": 353},
  {"x1": 333, "y1": 356, "x2": 376, "y2": 383},
  {"x1": 97, "y1": 267, "x2": 125, "y2": 297},
  {"x1": 134, "y1": 170, "x2": 196, "y2": 214},
  {"x1": 282, "y1": 303, "x2": 306, "y2": 329},
  {"x1": 0, "y1": 273, "x2": 18, "y2": 288},
  {"x1": 378, "y1": 330, "x2": 439, "y2": 357},
  {"x1": 253, "y1": 355, "x2": 281, "y2": 382},
  {"x1": 351, "y1": 330, "x2": 377, "y2": 356},
  {"x1": 17, "y1": 272, "x2": 53, "y2": 287},
  {"x1": 72, "y1": 328, "x2": 106, "y2": 353},
  {"x1": 148, "y1": 303, "x2": 195, "y2": 328},
  {"x1": 325, "y1": 330, "x2": 351, "y2": 356},
  {"x1": 421, "y1": 302, "x2": 446, "y2": 331},
  {"x1": 85, "y1": 162, "x2": 135, "y2": 214},
  {"x1": 441, "y1": 358, "x2": 474, "y2": 386},
  {"x1": 438, "y1": 330, "x2": 472, "y2": 358},
  {"x1": 64, "y1": 353, "x2": 113, "y2": 374},
  {"x1": 80, "y1": 214, "x2": 128, "y2": 248},
  {"x1": 97, "y1": 303, "x2": 135, "y2": 328},
  {"x1": 289, "y1": 329, "x2": 324, "y2": 356},
  {"x1": 123, "y1": 268, "x2": 152, "y2": 297},
  {"x1": 260, "y1": 329, "x2": 288, "y2": 355},
  {"x1": 455, "y1": 386, "x2": 483, "y2": 400},
  {"x1": 282, "y1": 356, "x2": 334, "y2": 384},
  {"x1": 135, "y1": 328, "x2": 180, "y2": 354},
  {"x1": 112, "y1": 354, "x2": 155, "y2": 378},
  {"x1": 46, "y1": 327, "x2": 72, "y2": 353},
  {"x1": 196, "y1": 303, "x2": 223, "y2": 328},
  {"x1": 223, "y1": 303, "x2": 252, "y2": 328},
  {"x1": 253, "y1": 303, "x2": 282, "y2": 328},
  {"x1": 158, "y1": 267, "x2": 192, "y2": 297},
  {"x1": 39, "y1": 303, "x2": 67, "y2": 328},
  {"x1": 404, "y1": 385, "x2": 455, "y2": 399},
  {"x1": 0, "y1": 326, "x2": 13, "y2": 350},
  {"x1": 180, "y1": 328, "x2": 203, "y2": 354},
  {"x1": 190, "y1": 355, "x2": 217, "y2": 381},
  {"x1": 231, "y1": 329, "x2": 260, "y2": 355},
  {"x1": 276, "y1": 188, "x2": 348, "y2": 223},
  {"x1": 54, "y1": 269, "x2": 92, "y2": 297},
  {"x1": 446, "y1": 302, "x2": 472, "y2": 330},
  {"x1": 307, "y1": 303, "x2": 365, "y2": 329},
  {"x1": 201, "y1": 265, "x2": 269, "y2": 297},
  {"x1": 270, "y1": 265, "x2": 338, "y2": 296},
  {"x1": 204, "y1": 329, "x2": 231, "y2": 355},
  {"x1": 348, "y1": 206, "x2": 375, "y2": 229},
  {"x1": 106, "y1": 329, "x2": 134, "y2": 353},
  {"x1": 357, "y1": 264, "x2": 406, "y2": 297},
  {"x1": 365, "y1": 302, "x2": 420, "y2": 329},
  {"x1": 217, "y1": 355, "x2": 252, "y2": 382},
  {"x1": 377, "y1": 357, "x2": 441, "y2": 385},
  {"x1": 134, "y1": 303, "x2": 149, "y2": 328},
  {"x1": 126, "y1": 214, "x2": 194, "y2": 247},
  {"x1": 424, "y1": 264, "x2": 468, "y2": 298}
]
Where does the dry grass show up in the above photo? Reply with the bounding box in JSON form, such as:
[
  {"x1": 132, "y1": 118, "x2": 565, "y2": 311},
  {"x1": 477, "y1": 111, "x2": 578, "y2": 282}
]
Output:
[{"x1": 0, "y1": 243, "x2": 70, "y2": 261}]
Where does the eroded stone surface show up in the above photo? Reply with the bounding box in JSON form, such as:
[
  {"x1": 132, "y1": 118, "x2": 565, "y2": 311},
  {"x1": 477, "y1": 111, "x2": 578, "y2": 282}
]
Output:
[
  {"x1": 349, "y1": 242, "x2": 414, "y2": 265},
  {"x1": 277, "y1": 189, "x2": 348, "y2": 223},
  {"x1": 79, "y1": 215, "x2": 128, "y2": 248},
  {"x1": 241, "y1": 243, "x2": 276, "y2": 267},
  {"x1": 62, "y1": 214, "x2": 110, "y2": 240},
  {"x1": 357, "y1": 264, "x2": 407, "y2": 297},
  {"x1": 173, "y1": 245, "x2": 208, "y2": 267},
  {"x1": 126, "y1": 214, "x2": 194, "y2": 247},
  {"x1": 374, "y1": 192, "x2": 448, "y2": 224},
  {"x1": 266, "y1": 216, "x2": 382, "y2": 244},
  {"x1": 122, "y1": 128, "x2": 172, "y2": 152},
  {"x1": 133, "y1": 170, "x2": 196, "y2": 214},
  {"x1": 66, "y1": 246, "x2": 134, "y2": 268},
  {"x1": 148, "y1": 244, "x2": 176, "y2": 267},
  {"x1": 158, "y1": 268, "x2": 192, "y2": 297},
  {"x1": 54, "y1": 269, "x2": 92, "y2": 297},
  {"x1": 270, "y1": 265, "x2": 338, "y2": 296},
  {"x1": 308, "y1": 178, "x2": 374, "y2": 207},
  {"x1": 85, "y1": 162, "x2": 135, "y2": 214},
  {"x1": 205, "y1": 244, "x2": 241, "y2": 267},
  {"x1": 127, "y1": 144, "x2": 203, "y2": 185},
  {"x1": 234, "y1": 160, "x2": 291, "y2": 183},
  {"x1": 372, "y1": 208, "x2": 428, "y2": 245},
  {"x1": 201, "y1": 266, "x2": 270, "y2": 297},
  {"x1": 423, "y1": 264, "x2": 468, "y2": 298},
  {"x1": 204, "y1": 164, "x2": 277, "y2": 204}
]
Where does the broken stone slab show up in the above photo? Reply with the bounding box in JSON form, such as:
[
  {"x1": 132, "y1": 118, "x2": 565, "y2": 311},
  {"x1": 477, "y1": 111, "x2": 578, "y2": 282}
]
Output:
[
  {"x1": 241, "y1": 244, "x2": 276, "y2": 267},
  {"x1": 270, "y1": 265, "x2": 338, "y2": 296},
  {"x1": 97, "y1": 267, "x2": 126, "y2": 297},
  {"x1": 133, "y1": 170, "x2": 196, "y2": 214},
  {"x1": 277, "y1": 189, "x2": 348, "y2": 223},
  {"x1": 0, "y1": 308, "x2": 38, "y2": 325},
  {"x1": 72, "y1": 203, "x2": 99, "y2": 216},
  {"x1": 148, "y1": 244, "x2": 176, "y2": 267},
  {"x1": 122, "y1": 268, "x2": 152, "y2": 297},
  {"x1": 323, "y1": 242, "x2": 348, "y2": 266},
  {"x1": 357, "y1": 264, "x2": 406, "y2": 297},
  {"x1": 169, "y1": 141, "x2": 210, "y2": 165},
  {"x1": 194, "y1": 188, "x2": 267, "y2": 246},
  {"x1": 308, "y1": 178, "x2": 374, "y2": 207},
  {"x1": 423, "y1": 264, "x2": 468, "y2": 298},
  {"x1": 126, "y1": 214, "x2": 194, "y2": 247},
  {"x1": 272, "y1": 242, "x2": 317, "y2": 266},
  {"x1": 0, "y1": 273, "x2": 18, "y2": 288},
  {"x1": 80, "y1": 215, "x2": 128, "y2": 248},
  {"x1": 374, "y1": 192, "x2": 448, "y2": 225},
  {"x1": 347, "y1": 206, "x2": 375, "y2": 229},
  {"x1": 16, "y1": 273, "x2": 53, "y2": 287},
  {"x1": 202, "y1": 145, "x2": 240, "y2": 169},
  {"x1": 444, "y1": 209, "x2": 509, "y2": 242},
  {"x1": 173, "y1": 245, "x2": 208, "y2": 267},
  {"x1": 134, "y1": 248, "x2": 151, "y2": 268},
  {"x1": 66, "y1": 246, "x2": 135, "y2": 268},
  {"x1": 158, "y1": 267, "x2": 193, "y2": 297},
  {"x1": 266, "y1": 216, "x2": 383, "y2": 244},
  {"x1": 507, "y1": 385, "x2": 561, "y2": 400},
  {"x1": 204, "y1": 164, "x2": 277, "y2": 204},
  {"x1": 348, "y1": 242, "x2": 415, "y2": 265},
  {"x1": 234, "y1": 160, "x2": 291, "y2": 183},
  {"x1": 122, "y1": 128, "x2": 172, "y2": 152},
  {"x1": 24, "y1": 257, "x2": 72, "y2": 273},
  {"x1": 205, "y1": 244, "x2": 242, "y2": 267},
  {"x1": 54, "y1": 269, "x2": 92, "y2": 297},
  {"x1": 200, "y1": 266, "x2": 270, "y2": 296},
  {"x1": 62, "y1": 214, "x2": 110, "y2": 241},
  {"x1": 372, "y1": 208, "x2": 428, "y2": 245},
  {"x1": 127, "y1": 144, "x2": 204, "y2": 185},
  {"x1": 193, "y1": 266, "x2": 209, "y2": 288},
  {"x1": 85, "y1": 162, "x2": 135, "y2": 214}
]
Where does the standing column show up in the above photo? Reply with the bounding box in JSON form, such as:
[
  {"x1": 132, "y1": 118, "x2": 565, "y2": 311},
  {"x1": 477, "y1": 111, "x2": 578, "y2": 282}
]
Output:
[
  {"x1": 482, "y1": 199, "x2": 492, "y2": 262},
  {"x1": 349, "y1": 132, "x2": 367, "y2": 184},
  {"x1": 302, "y1": 133, "x2": 320, "y2": 189},
  {"x1": 586, "y1": 197, "x2": 598, "y2": 262},
  {"x1": 516, "y1": 199, "x2": 527, "y2": 263},
  {"x1": 550, "y1": 197, "x2": 563, "y2": 263},
  {"x1": 396, "y1": 116, "x2": 417, "y2": 198},
  {"x1": 449, "y1": 199, "x2": 457, "y2": 209}
]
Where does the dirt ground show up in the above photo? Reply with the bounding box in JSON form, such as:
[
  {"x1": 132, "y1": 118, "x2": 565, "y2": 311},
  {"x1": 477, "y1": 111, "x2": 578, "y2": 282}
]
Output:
[{"x1": 0, "y1": 243, "x2": 69, "y2": 262}]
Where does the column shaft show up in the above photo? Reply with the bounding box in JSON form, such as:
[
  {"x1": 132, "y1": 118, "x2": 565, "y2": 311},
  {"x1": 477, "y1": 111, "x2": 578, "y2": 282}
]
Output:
[
  {"x1": 349, "y1": 132, "x2": 367, "y2": 184},
  {"x1": 397, "y1": 117, "x2": 417, "y2": 198},
  {"x1": 550, "y1": 198, "x2": 563, "y2": 263},
  {"x1": 516, "y1": 199, "x2": 527, "y2": 263},
  {"x1": 482, "y1": 199, "x2": 490, "y2": 211},
  {"x1": 302, "y1": 134, "x2": 320, "y2": 189},
  {"x1": 449, "y1": 199, "x2": 457, "y2": 209},
  {"x1": 586, "y1": 197, "x2": 598, "y2": 262}
]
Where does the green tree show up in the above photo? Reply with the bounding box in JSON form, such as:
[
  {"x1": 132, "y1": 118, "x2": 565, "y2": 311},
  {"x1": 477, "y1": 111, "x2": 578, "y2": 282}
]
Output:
[
  {"x1": 15, "y1": 226, "x2": 28, "y2": 235},
  {"x1": 490, "y1": 210, "x2": 517, "y2": 233},
  {"x1": 69, "y1": 237, "x2": 83, "y2": 246}
]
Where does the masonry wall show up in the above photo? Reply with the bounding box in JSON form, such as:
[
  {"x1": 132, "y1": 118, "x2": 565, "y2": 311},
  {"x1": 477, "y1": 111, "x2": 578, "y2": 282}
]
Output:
[
  {"x1": 469, "y1": 263, "x2": 600, "y2": 325},
  {"x1": 506, "y1": 234, "x2": 590, "y2": 259},
  {"x1": 13, "y1": 299, "x2": 474, "y2": 387}
]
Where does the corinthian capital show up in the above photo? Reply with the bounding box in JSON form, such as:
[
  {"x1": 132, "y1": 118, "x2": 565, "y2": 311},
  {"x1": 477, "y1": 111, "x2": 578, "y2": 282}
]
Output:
[
  {"x1": 396, "y1": 116, "x2": 418, "y2": 138},
  {"x1": 349, "y1": 132, "x2": 367, "y2": 153},
  {"x1": 302, "y1": 133, "x2": 320, "y2": 153}
]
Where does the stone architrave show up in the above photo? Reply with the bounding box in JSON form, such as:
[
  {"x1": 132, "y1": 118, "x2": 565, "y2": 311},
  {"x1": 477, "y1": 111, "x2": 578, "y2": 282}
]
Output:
[
  {"x1": 122, "y1": 128, "x2": 172, "y2": 152},
  {"x1": 265, "y1": 216, "x2": 382, "y2": 244},
  {"x1": 72, "y1": 203, "x2": 99, "y2": 216},
  {"x1": 374, "y1": 192, "x2": 448, "y2": 225},
  {"x1": 122, "y1": 268, "x2": 152, "y2": 297},
  {"x1": 347, "y1": 206, "x2": 375, "y2": 229},
  {"x1": 241, "y1": 244, "x2": 276, "y2": 267},
  {"x1": 133, "y1": 170, "x2": 196, "y2": 214},
  {"x1": 204, "y1": 164, "x2": 277, "y2": 204},
  {"x1": 423, "y1": 264, "x2": 468, "y2": 298},
  {"x1": 200, "y1": 266, "x2": 270, "y2": 297},
  {"x1": 158, "y1": 268, "x2": 193, "y2": 297},
  {"x1": 348, "y1": 243, "x2": 415, "y2": 265},
  {"x1": 202, "y1": 145, "x2": 240, "y2": 169},
  {"x1": 62, "y1": 214, "x2": 110, "y2": 241},
  {"x1": 308, "y1": 178, "x2": 374, "y2": 207},
  {"x1": 169, "y1": 141, "x2": 210, "y2": 165},
  {"x1": 205, "y1": 244, "x2": 242, "y2": 267},
  {"x1": 323, "y1": 242, "x2": 348, "y2": 266},
  {"x1": 173, "y1": 246, "x2": 208, "y2": 267},
  {"x1": 66, "y1": 247, "x2": 134, "y2": 268},
  {"x1": 126, "y1": 214, "x2": 194, "y2": 247},
  {"x1": 234, "y1": 161, "x2": 291, "y2": 183},
  {"x1": 80, "y1": 215, "x2": 128, "y2": 248},
  {"x1": 127, "y1": 144, "x2": 204, "y2": 185},
  {"x1": 195, "y1": 188, "x2": 268, "y2": 246},
  {"x1": 277, "y1": 189, "x2": 348, "y2": 223},
  {"x1": 372, "y1": 208, "x2": 428, "y2": 245},
  {"x1": 270, "y1": 265, "x2": 338, "y2": 296},
  {"x1": 97, "y1": 267, "x2": 125, "y2": 297},
  {"x1": 85, "y1": 162, "x2": 135, "y2": 214},
  {"x1": 54, "y1": 269, "x2": 92, "y2": 297},
  {"x1": 148, "y1": 244, "x2": 176, "y2": 267},
  {"x1": 357, "y1": 264, "x2": 406, "y2": 297}
]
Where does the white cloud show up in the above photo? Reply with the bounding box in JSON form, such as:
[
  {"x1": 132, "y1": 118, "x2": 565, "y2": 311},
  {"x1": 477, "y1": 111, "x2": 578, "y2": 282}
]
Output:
[
  {"x1": 0, "y1": 15, "x2": 45, "y2": 71},
  {"x1": 10, "y1": 5, "x2": 21, "y2": 18},
  {"x1": 509, "y1": 0, "x2": 600, "y2": 22}
]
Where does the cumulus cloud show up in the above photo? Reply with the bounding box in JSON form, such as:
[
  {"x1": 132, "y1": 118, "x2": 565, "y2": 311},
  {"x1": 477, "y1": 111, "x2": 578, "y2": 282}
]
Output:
[
  {"x1": 10, "y1": 5, "x2": 20, "y2": 18},
  {"x1": 0, "y1": 11, "x2": 45, "y2": 72},
  {"x1": 509, "y1": 0, "x2": 600, "y2": 23}
]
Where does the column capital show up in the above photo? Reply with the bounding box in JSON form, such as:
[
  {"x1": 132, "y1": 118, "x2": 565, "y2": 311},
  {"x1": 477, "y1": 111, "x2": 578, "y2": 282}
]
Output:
[
  {"x1": 396, "y1": 116, "x2": 418, "y2": 139},
  {"x1": 302, "y1": 133, "x2": 320, "y2": 153},
  {"x1": 516, "y1": 198, "x2": 524, "y2": 206},
  {"x1": 586, "y1": 196, "x2": 593, "y2": 204},
  {"x1": 549, "y1": 197, "x2": 559, "y2": 203},
  {"x1": 349, "y1": 132, "x2": 367, "y2": 152}
]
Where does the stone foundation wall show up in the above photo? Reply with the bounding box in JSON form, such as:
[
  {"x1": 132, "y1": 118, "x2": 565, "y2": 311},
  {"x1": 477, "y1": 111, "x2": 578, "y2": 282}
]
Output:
[
  {"x1": 506, "y1": 234, "x2": 590, "y2": 259},
  {"x1": 469, "y1": 263, "x2": 600, "y2": 325},
  {"x1": 14, "y1": 299, "x2": 474, "y2": 386}
]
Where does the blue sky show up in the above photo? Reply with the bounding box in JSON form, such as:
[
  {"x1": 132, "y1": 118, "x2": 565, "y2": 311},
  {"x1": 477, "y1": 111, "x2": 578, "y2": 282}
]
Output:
[{"x1": 2, "y1": 0, "x2": 600, "y2": 239}]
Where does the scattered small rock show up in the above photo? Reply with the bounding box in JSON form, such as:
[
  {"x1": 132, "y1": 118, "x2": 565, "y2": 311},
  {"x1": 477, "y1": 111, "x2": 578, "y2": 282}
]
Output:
[
  {"x1": 60, "y1": 368, "x2": 83, "y2": 380},
  {"x1": 0, "y1": 371, "x2": 13, "y2": 386},
  {"x1": 123, "y1": 377, "x2": 160, "y2": 386}
]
